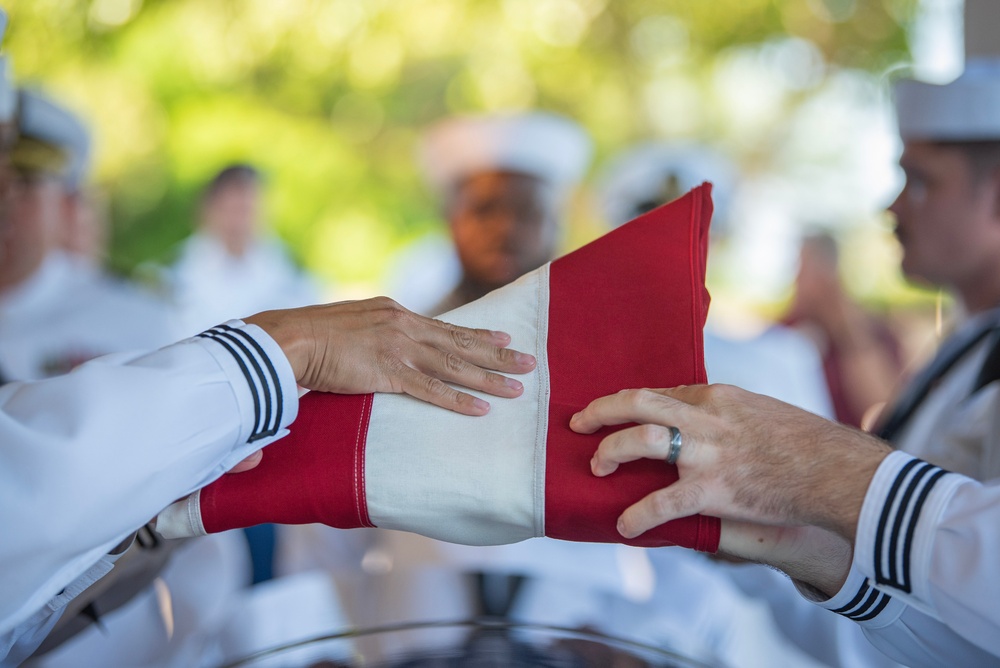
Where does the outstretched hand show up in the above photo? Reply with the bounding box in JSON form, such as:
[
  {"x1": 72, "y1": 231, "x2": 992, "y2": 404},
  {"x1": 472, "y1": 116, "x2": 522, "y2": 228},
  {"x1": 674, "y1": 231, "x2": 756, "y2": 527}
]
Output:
[
  {"x1": 571, "y1": 385, "x2": 891, "y2": 541},
  {"x1": 247, "y1": 297, "x2": 536, "y2": 416}
]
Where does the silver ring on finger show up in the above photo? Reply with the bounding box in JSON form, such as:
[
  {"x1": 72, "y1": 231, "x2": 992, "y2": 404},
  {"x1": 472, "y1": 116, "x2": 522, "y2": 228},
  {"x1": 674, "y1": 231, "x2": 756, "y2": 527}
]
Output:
[{"x1": 665, "y1": 426, "x2": 682, "y2": 466}]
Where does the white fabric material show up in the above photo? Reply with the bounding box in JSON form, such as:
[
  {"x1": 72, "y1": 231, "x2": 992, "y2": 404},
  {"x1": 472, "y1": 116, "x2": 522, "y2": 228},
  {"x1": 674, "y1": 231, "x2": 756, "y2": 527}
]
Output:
[
  {"x1": 0, "y1": 252, "x2": 180, "y2": 381},
  {"x1": 704, "y1": 326, "x2": 834, "y2": 419},
  {"x1": 895, "y1": 58, "x2": 1000, "y2": 141},
  {"x1": 170, "y1": 233, "x2": 319, "y2": 336},
  {"x1": 365, "y1": 266, "x2": 549, "y2": 544},
  {"x1": 418, "y1": 112, "x2": 592, "y2": 196},
  {"x1": 894, "y1": 326, "x2": 1000, "y2": 480},
  {"x1": 0, "y1": 321, "x2": 298, "y2": 661},
  {"x1": 844, "y1": 451, "x2": 1000, "y2": 664}
]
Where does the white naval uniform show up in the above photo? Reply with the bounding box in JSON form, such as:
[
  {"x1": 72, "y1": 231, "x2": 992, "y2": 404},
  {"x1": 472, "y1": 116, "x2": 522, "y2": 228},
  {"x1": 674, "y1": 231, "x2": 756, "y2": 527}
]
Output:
[
  {"x1": 804, "y1": 452, "x2": 1000, "y2": 666},
  {"x1": 794, "y1": 310, "x2": 1000, "y2": 666},
  {"x1": 0, "y1": 252, "x2": 181, "y2": 381},
  {"x1": 0, "y1": 321, "x2": 298, "y2": 665},
  {"x1": 170, "y1": 233, "x2": 320, "y2": 336}
]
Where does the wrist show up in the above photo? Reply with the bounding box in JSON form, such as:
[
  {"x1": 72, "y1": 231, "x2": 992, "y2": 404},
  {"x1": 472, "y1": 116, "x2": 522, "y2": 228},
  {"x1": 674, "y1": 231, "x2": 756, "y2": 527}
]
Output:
[
  {"x1": 811, "y1": 428, "x2": 891, "y2": 540},
  {"x1": 719, "y1": 521, "x2": 852, "y2": 598},
  {"x1": 245, "y1": 309, "x2": 312, "y2": 384}
]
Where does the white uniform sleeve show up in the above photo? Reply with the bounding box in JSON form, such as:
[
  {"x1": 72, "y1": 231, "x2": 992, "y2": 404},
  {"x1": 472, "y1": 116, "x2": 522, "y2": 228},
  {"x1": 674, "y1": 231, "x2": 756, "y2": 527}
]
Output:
[
  {"x1": 802, "y1": 451, "x2": 1000, "y2": 665},
  {"x1": 0, "y1": 320, "x2": 298, "y2": 641}
]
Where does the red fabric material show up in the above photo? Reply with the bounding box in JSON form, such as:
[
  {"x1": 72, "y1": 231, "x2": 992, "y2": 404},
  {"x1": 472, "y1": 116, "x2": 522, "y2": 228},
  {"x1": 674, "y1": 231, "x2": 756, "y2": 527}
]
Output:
[
  {"x1": 200, "y1": 392, "x2": 374, "y2": 534},
  {"x1": 544, "y1": 183, "x2": 719, "y2": 552},
  {"x1": 197, "y1": 184, "x2": 719, "y2": 552}
]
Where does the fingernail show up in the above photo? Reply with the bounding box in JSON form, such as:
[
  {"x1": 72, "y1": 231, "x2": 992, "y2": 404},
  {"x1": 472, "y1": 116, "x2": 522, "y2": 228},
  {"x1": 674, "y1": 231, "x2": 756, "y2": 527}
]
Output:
[
  {"x1": 589, "y1": 457, "x2": 599, "y2": 475},
  {"x1": 504, "y1": 377, "x2": 523, "y2": 391},
  {"x1": 491, "y1": 330, "x2": 511, "y2": 342},
  {"x1": 472, "y1": 397, "x2": 490, "y2": 413},
  {"x1": 515, "y1": 352, "x2": 536, "y2": 366},
  {"x1": 617, "y1": 518, "x2": 628, "y2": 537}
]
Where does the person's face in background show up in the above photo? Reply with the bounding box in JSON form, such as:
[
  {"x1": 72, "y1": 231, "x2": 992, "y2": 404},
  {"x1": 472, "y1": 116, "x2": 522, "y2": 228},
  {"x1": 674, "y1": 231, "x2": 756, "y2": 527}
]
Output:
[
  {"x1": 0, "y1": 171, "x2": 62, "y2": 291},
  {"x1": 447, "y1": 170, "x2": 559, "y2": 293},
  {"x1": 58, "y1": 191, "x2": 107, "y2": 267},
  {"x1": 889, "y1": 140, "x2": 1000, "y2": 308},
  {"x1": 200, "y1": 177, "x2": 261, "y2": 258}
]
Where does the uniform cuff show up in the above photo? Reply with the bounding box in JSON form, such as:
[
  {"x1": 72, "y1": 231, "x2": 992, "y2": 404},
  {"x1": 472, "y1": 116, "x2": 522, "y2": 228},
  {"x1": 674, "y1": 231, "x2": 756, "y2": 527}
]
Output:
[
  {"x1": 796, "y1": 564, "x2": 904, "y2": 629},
  {"x1": 193, "y1": 320, "x2": 299, "y2": 449},
  {"x1": 854, "y1": 451, "x2": 964, "y2": 604}
]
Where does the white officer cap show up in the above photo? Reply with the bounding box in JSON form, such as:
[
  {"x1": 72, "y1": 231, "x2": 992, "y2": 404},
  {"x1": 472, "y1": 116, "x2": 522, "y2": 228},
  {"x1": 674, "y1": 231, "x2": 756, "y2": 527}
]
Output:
[
  {"x1": 599, "y1": 142, "x2": 738, "y2": 229},
  {"x1": 16, "y1": 88, "x2": 91, "y2": 189},
  {"x1": 419, "y1": 112, "x2": 592, "y2": 200},
  {"x1": 895, "y1": 58, "x2": 1000, "y2": 141}
]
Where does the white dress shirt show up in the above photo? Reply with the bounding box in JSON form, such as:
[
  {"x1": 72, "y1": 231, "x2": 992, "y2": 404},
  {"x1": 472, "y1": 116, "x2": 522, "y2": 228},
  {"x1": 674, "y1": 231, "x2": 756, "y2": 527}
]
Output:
[{"x1": 0, "y1": 321, "x2": 298, "y2": 664}]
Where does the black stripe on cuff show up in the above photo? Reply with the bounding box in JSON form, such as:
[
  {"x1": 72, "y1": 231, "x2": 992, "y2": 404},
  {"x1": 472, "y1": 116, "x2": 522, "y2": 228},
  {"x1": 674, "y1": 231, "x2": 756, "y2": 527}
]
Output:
[
  {"x1": 830, "y1": 580, "x2": 893, "y2": 622},
  {"x1": 198, "y1": 325, "x2": 281, "y2": 442},
  {"x1": 218, "y1": 323, "x2": 283, "y2": 435},
  {"x1": 873, "y1": 458, "x2": 949, "y2": 593}
]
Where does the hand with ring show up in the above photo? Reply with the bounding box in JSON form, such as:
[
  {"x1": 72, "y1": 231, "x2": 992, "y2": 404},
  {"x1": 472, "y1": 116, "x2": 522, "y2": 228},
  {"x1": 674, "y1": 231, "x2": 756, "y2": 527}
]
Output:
[{"x1": 570, "y1": 385, "x2": 892, "y2": 596}]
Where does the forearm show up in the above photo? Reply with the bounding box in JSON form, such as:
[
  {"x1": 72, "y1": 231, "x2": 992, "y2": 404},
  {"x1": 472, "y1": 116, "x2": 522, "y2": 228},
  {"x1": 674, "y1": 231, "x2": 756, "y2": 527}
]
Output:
[{"x1": 0, "y1": 321, "x2": 298, "y2": 636}]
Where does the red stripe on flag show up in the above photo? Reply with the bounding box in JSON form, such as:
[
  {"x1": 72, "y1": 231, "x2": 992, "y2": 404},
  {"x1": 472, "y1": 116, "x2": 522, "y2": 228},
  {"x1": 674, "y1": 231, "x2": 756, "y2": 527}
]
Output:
[
  {"x1": 543, "y1": 184, "x2": 720, "y2": 552},
  {"x1": 200, "y1": 391, "x2": 374, "y2": 533}
]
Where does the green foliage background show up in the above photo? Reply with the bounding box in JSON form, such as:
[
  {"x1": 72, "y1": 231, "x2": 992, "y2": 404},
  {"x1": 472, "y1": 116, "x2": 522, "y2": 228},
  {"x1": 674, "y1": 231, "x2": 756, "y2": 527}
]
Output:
[{"x1": 5, "y1": 0, "x2": 917, "y2": 294}]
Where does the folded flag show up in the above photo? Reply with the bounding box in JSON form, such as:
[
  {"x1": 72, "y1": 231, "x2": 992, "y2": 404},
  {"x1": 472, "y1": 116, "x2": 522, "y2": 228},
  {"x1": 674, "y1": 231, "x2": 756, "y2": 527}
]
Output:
[{"x1": 158, "y1": 184, "x2": 720, "y2": 553}]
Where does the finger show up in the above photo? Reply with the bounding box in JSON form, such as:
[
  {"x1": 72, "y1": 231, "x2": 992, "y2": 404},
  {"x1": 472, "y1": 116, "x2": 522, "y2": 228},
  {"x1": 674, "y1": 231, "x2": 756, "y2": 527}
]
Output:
[
  {"x1": 227, "y1": 449, "x2": 263, "y2": 474},
  {"x1": 617, "y1": 481, "x2": 706, "y2": 539},
  {"x1": 570, "y1": 388, "x2": 689, "y2": 434},
  {"x1": 590, "y1": 423, "x2": 675, "y2": 476},
  {"x1": 425, "y1": 318, "x2": 537, "y2": 373},
  {"x1": 395, "y1": 362, "x2": 492, "y2": 416},
  {"x1": 417, "y1": 348, "x2": 525, "y2": 399}
]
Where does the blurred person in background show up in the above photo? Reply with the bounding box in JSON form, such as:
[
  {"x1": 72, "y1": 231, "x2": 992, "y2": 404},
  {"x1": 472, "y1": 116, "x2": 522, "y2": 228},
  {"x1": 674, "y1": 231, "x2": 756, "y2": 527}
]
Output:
[
  {"x1": 0, "y1": 89, "x2": 179, "y2": 381},
  {"x1": 783, "y1": 232, "x2": 906, "y2": 429},
  {"x1": 600, "y1": 142, "x2": 834, "y2": 419},
  {"x1": 394, "y1": 112, "x2": 591, "y2": 316},
  {"x1": 170, "y1": 164, "x2": 320, "y2": 336}
]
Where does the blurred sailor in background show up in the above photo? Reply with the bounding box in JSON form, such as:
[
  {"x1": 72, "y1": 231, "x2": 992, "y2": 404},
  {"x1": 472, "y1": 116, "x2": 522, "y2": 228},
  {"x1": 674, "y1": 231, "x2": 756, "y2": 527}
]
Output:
[
  {"x1": 384, "y1": 112, "x2": 590, "y2": 315},
  {"x1": 169, "y1": 164, "x2": 320, "y2": 336},
  {"x1": 0, "y1": 89, "x2": 179, "y2": 382},
  {"x1": 599, "y1": 141, "x2": 834, "y2": 417}
]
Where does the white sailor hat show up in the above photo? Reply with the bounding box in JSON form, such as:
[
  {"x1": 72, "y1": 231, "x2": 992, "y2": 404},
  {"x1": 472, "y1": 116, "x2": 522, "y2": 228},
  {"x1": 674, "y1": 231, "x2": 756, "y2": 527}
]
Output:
[
  {"x1": 418, "y1": 112, "x2": 592, "y2": 199},
  {"x1": 15, "y1": 88, "x2": 91, "y2": 188},
  {"x1": 598, "y1": 142, "x2": 738, "y2": 229},
  {"x1": 895, "y1": 58, "x2": 1000, "y2": 141}
]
